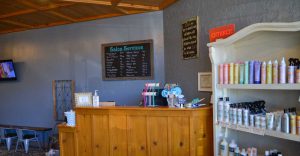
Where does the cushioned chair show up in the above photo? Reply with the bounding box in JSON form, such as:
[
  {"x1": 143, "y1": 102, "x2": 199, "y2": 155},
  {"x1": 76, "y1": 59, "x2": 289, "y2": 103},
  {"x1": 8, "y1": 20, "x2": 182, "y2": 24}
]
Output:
[
  {"x1": 0, "y1": 128, "x2": 17, "y2": 151},
  {"x1": 15, "y1": 129, "x2": 41, "y2": 153}
]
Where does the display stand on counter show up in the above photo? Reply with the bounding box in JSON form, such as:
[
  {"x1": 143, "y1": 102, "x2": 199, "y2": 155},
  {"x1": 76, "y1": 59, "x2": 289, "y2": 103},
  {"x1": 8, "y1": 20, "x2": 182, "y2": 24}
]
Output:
[{"x1": 208, "y1": 21, "x2": 300, "y2": 156}]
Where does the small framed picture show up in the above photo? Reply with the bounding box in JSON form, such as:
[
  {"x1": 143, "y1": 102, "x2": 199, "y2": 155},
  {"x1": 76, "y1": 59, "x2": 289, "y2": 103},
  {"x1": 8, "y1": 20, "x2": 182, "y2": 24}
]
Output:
[
  {"x1": 198, "y1": 72, "x2": 212, "y2": 92},
  {"x1": 75, "y1": 92, "x2": 92, "y2": 107}
]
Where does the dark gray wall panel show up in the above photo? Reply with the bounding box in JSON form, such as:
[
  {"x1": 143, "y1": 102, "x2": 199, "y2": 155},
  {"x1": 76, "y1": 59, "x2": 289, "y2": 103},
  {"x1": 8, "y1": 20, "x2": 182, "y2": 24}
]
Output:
[{"x1": 163, "y1": 0, "x2": 300, "y2": 103}]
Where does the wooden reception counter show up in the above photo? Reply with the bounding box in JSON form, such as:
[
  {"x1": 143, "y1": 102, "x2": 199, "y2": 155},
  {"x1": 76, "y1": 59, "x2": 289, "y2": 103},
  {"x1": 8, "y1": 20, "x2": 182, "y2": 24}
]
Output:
[{"x1": 58, "y1": 106, "x2": 213, "y2": 156}]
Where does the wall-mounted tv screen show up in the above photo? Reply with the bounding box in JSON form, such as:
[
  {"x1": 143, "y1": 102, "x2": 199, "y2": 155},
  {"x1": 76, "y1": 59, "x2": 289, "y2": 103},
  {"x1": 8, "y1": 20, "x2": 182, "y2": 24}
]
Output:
[{"x1": 0, "y1": 60, "x2": 17, "y2": 81}]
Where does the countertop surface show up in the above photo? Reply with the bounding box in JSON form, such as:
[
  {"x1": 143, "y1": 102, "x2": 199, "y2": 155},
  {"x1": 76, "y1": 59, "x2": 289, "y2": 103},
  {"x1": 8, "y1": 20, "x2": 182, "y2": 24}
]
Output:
[{"x1": 75, "y1": 104, "x2": 212, "y2": 111}]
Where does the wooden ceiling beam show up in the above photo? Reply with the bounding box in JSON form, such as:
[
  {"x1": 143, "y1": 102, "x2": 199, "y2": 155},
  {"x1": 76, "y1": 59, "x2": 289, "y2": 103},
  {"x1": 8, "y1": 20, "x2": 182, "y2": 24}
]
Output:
[
  {"x1": 16, "y1": 0, "x2": 77, "y2": 22},
  {"x1": 61, "y1": 0, "x2": 111, "y2": 6},
  {"x1": 111, "y1": 6, "x2": 130, "y2": 14},
  {"x1": 17, "y1": 0, "x2": 74, "y2": 11},
  {"x1": 61, "y1": 0, "x2": 159, "y2": 10},
  {"x1": 111, "y1": 0, "x2": 122, "y2": 6},
  {"x1": 1, "y1": 20, "x2": 33, "y2": 28},
  {"x1": 0, "y1": 1, "x2": 74, "y2": 19},
  {"x1": 159, "y1": 0, "x2": 177, "y2": 9},
  {"x1": 117, "y1": 3, "x2": 159, "y2": 11},
  {"x1": 47, "y1": 11, "x2": 77, "y2": 22},
  {"x1": 75, "y1": 13, "x2": 123, "y2": 22},
  {"x1": 0, "y1": 9, "x2": 36, "y2": 19}
]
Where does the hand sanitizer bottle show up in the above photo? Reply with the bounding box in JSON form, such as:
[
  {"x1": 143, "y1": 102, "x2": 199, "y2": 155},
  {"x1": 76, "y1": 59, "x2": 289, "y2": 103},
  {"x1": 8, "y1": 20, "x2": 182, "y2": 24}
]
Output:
[{"x1": 93, "y1": 90, "x2": 99, "y2": 107}]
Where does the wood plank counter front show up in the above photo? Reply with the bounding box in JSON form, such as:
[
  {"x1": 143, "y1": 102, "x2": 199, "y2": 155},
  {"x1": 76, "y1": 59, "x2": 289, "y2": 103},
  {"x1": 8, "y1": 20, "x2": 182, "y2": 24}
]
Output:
[{"x1": 58, "y1": 106, "x2": 213, "y2": 156}]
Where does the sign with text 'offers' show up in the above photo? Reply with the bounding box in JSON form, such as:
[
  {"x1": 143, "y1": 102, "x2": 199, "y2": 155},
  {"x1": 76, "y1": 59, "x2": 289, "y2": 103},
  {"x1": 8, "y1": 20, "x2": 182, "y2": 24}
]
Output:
[{"x1": 209, "y1": 24, "x2": 235, "y2": 42}]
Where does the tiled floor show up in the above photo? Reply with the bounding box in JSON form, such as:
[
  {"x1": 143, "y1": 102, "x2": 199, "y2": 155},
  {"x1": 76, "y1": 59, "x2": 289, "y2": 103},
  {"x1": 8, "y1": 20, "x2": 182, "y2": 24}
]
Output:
[{"x1": 0, "y1": 144, "x2": 45, "y2": 156}]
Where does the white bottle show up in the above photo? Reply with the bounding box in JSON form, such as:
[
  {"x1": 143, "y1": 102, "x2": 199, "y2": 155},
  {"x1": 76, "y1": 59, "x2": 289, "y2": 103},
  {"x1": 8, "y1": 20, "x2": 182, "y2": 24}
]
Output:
[
  {"x1": 220, "y1": 137, "x2": 228, "y2": 156},
  {"x1": 93, "y1": 90, "x2": 100, "y2": 107},
  {"x1": 240, "y1": 148, "x2": 247, "y2": 156},
  {"x1": 224, "y1": 97, "x2": 231, "y2": 123},
  {"x1": 280, "y1": 57, "x2": 287, "y2": 84},
  {"x1": 229, "y1": 140, "x2": 237, "y2": 156},
  {"x1": 265, "y1": 151, "x2": 270, "y2": 156},
  {"x1": 218, "y1": 97, "x2": 224, "y2": 122},
  {"x1": 234, "y1": 147, "x2": 240, "y2": 156}
]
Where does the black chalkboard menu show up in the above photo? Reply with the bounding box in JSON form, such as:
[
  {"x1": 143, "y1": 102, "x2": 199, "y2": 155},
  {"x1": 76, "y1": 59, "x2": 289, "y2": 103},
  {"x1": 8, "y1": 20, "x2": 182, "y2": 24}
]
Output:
[
  {"x1": 182, "y1": 16, "x2": 199, "y2": 59},
  {"x1": 102, "y1": 40, "x2": 154, "y2": 80}
]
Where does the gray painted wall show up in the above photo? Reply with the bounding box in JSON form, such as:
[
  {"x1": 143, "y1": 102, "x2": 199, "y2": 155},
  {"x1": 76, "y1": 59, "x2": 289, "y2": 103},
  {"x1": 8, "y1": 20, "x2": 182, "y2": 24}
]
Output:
[
  {"x1": 0, "y1": 11, "x2": 164, "y2": 127},
  {"x1": 163, "y1": 0, "x2": 300, "y2": 155},
  {"x1": 164, "y1": 0, "x2": 300, "y2": 103}
]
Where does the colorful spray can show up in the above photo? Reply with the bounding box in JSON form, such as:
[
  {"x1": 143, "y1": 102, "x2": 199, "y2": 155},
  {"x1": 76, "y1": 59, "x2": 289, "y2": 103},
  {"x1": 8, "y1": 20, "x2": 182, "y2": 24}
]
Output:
[
  {"x1": 244, "y1": 61, "x2": 249, "y2": 84},
  {"x1": 230, "y1": 63, "x2": 234, "y2": 84},
  {"x1": 234, "y1": 63, "x2": 239, "y2": 84},
  {"x1": 224, "y1": 64, "x2": 229, "y2": 84},
  {"x1": 267, "y1": 60, "x2": 272, "y2": 84},
  {"x1": 219, "y1": 64, "x2": 224, "y2": 84},
  {"x1": 273, "y1": 60, "x2": 278, "y2": 84},
  {"x1": 239, "y1": 63, "x2": 245, "y2": 84},
  {"x1": 279, "y1": 57, "x2": 286, "y2": 84},
  {"x1": 261, "y1": 61, "x2": 267, "y2": 84},
  {"x1": 249, "y1": 61, "x2": 255, "y2": 84}
]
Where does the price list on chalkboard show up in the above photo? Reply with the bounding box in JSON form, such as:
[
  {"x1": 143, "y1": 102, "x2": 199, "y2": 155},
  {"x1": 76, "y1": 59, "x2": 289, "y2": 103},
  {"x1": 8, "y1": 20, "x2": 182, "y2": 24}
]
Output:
[
  {"x1": 102, "y1": 40, "x2": 153, "y2": 80},
  {"x1": 182, "y1": 16, "x2": 199, "y2": 59}
]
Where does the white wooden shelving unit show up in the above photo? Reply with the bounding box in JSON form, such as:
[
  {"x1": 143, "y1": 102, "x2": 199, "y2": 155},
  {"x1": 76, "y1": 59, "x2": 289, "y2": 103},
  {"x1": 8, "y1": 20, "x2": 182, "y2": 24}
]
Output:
[{"x1": 208, "y1": 21, "x2": 300, "y2": 156}]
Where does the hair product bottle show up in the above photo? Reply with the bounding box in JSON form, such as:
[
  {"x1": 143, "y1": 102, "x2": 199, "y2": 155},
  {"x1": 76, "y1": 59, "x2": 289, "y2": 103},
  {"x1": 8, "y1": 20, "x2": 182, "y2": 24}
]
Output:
[
  {"x1": 273, "y1": 60, "x2": 278, "y2": 84},
  {"x1": 219, "y1": 64, "x2": 224, "y2": 84},
  {"x1": 220, "y1": 130, "x2": 229, "y2": 156},
  {"x1": 234, "y1": 147, "x2": 240, "y2": 156},
  {"x1": 290, "y1": 108, "x2": 297, "y2": 135},
  {"x1": 218, "y1": 97, "x2": 224, "y2": 122},
  {"x1": 279, "y1": 57, "x2": 286, "y2": 84},
  {"x1": 288, "y1": 58, "x2": 295, "y2": 84},
  {"x1": 229, "y1": 140, "x2": 237, "y2": 156},
  {"x1": 296, "y1": 59, "x2": 300, "y2": 83},
  {"x1": 254, "y1": 61, "x2": 261, "y2": 84},
  {"x1": 267, "y1": 60, "x2": 273, "y2": 84},
  {"x1": 230, "y1": 63, "x2": 234, "y2": 84},
  {"x1": 240, "y1": 149, "x2": 247, "y2": 156},
  {"x1": 249, "y1": 61, "x2": 255, "y2": 84},
  {"x1": 224, "y1": 97, "x2": 231, "y2": 123},
  {"x1": 282, "y1": 109, "x2": 290, "y2": 134},
  {"x1": 234, "y1": 63, "x2": 239, "y2": 84},
  {"x1": 244, "y1": 61, "x2": 249, "y2": 84},
  {"x1": 239, "y1": 63, "x2": 245, "y2": 84},
  {"x1": 224, "y1": 64, "x2": 229, "y2": 84},
  {"x1": 261, "y1": 61, "x2": 267, "y2": 84}
]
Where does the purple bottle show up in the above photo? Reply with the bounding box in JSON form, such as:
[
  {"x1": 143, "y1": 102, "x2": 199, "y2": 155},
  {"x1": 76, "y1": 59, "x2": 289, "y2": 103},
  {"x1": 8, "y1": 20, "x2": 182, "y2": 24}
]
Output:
[
  {"x1": 254, "y1": 61, "x2": 262, "y2": 84},
  {"x1": 249, "y1": 61, "x2": 255, "y2": 84}
]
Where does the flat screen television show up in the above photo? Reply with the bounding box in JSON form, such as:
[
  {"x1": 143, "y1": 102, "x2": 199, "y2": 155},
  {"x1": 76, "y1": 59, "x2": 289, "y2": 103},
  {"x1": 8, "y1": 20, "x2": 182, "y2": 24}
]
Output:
[{"x1": 0, "y1": 59, "x2": 17, "y2": 81}]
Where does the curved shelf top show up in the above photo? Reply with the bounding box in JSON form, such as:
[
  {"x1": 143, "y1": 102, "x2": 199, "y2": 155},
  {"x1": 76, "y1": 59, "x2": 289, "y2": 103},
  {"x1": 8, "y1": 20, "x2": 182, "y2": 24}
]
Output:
[{"x1": 207, "y1": 21, "x2": 300, "y2": 47}]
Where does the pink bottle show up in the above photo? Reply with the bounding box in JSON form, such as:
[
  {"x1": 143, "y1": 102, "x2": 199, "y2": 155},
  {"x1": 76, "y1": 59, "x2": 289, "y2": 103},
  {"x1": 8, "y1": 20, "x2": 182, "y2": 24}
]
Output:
[
  {"x1": 224, "y1": 64, "x2": 229, "y2": 84},
  {"x1": 219, "y1": 64, "x2": 224, "y2": 84}
]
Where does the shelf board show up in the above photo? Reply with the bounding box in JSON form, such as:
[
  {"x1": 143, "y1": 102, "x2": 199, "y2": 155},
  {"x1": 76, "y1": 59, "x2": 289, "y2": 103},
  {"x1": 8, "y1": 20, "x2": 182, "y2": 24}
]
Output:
[
  {"x1": 217, "y1": 122, "x2": 300, "y2": 142},
  {"x1": 265, "y1": 130, "x2": 300, "y2": 142},
  {"x1": 217, "y1": 84, "x2": 300, "y2": 90}
]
